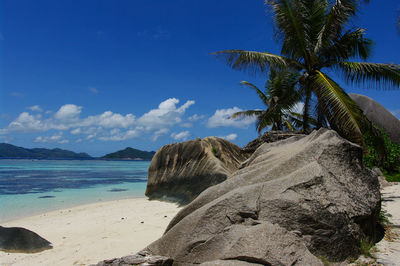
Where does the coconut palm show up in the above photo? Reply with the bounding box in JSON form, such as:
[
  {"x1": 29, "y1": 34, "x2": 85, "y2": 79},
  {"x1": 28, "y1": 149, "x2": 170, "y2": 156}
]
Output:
[
  {"x1": 231, "y1": 68, "x2": 305, "y2": 133},
  {"x1": 215, "y1": 0, "x2": 400, "y2": 146}
]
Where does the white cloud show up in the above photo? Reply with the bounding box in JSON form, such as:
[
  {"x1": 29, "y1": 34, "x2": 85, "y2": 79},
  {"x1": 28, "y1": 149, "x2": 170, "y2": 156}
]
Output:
[
  {"x1": 188, "y1": 114, "x2": 205, "y2": 122},
  {"x1": 99, "y1": 129, "x2": 140, "y2": 141},
  {"x1": 82, "y1": 111, "x2": 135, "y2": 128},
  {"x1": 171, "y1": 131, "x2": 190, "y2": 141},
  {"x1": 54, "y1": 104, "x2": 82, "y2": 121},
  {"x1": 151, "y1": 128, "x2": 169, "y2": 141},
  {"x1": 137, "y1": 98, "x2": 195, "y2": 130},
  {"x1": 207, "y1": 107, "x2": 256, "y2": 128},
  {"x1": 219, "y1": 133, "x2": 238, "y2": 141},
  {"x1": 2, "y1": 98, "x2": 196, "y2": 143},
  {"x1": 34, "y1": 133, "x2": 69, "y2": 144},
  {"x1": 7, "y1": 112, "x2": 44, "y2": 132},
  {"x1": 70, "y1": 128, "x2": 81, "y2": 135},
  {"x1": 28, "y1": 105, "x2": 43, "y2": 112},
  {"x1": 88, "y1": 87, "x2": 99, "y2": 94}
]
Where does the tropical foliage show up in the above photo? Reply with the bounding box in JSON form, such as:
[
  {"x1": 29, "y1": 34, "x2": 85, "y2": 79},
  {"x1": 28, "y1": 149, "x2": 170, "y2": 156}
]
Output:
[
  {"x1": 216, "y1": 0, "x2": 400, "y2": 146},
  {"x1": 364, "y1": 129, "x2": 400, "y2": 174},
  {"x1": 231, "y1": 69, "x2": 304, "y2": 133}
]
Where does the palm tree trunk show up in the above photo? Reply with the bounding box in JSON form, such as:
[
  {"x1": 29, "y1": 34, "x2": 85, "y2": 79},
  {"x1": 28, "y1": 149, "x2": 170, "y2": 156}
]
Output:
[{"x1": 303, "y1": 86, "x2": 312, "y2": 133}]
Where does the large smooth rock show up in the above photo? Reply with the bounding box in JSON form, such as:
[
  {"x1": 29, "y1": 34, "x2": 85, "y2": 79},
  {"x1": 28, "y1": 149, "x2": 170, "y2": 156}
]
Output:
[
  {"x1": 349, "y1": 93, "x2": 400, "y2": 144},
  {"x1": 146, "y1": 137, "x2": 248, "y2": 204},
  {"x1": 0, "y1": 226, "x2": 52, "y2": 253},
  {"x1": 142, "y1": 129, "x2": 380, "y2": 264}
]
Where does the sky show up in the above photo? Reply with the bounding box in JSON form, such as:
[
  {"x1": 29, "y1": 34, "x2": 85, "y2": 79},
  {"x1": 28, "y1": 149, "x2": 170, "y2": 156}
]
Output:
[{"x1": 0, "y1": 0, "x2": 399, "y2": 157}]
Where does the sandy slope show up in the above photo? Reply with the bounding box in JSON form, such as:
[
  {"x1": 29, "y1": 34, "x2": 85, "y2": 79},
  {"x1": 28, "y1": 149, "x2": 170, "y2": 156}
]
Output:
[
  {"x1": 373, "y1": 184, "x2": 400, "y2": 265},
  {"x1": 0, "y1": 198, "x2": 181, "y2": 266}
]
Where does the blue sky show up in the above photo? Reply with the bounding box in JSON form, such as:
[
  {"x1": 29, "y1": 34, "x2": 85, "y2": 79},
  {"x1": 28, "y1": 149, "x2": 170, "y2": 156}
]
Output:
[{"x1": 1, "y1": 0, "x2": 399, "y2": 156}]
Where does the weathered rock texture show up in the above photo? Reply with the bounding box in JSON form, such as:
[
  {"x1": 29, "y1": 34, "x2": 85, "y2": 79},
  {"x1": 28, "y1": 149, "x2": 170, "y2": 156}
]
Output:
[
  {"x1": 0, "y1": 226, "x2": 52, "y2": 253},
  {"x1": 146, "y1": 137, "x2": 248, "y2": 204},
  {"x1": 349, "y1": 93, "x2": 400, "y2": 144},
  {"x1": 242, "y1": 130, "x2": 305, "y2": 153},
  {"x1": 142, "y1": 129, "x2": 381, "y2": 265}
]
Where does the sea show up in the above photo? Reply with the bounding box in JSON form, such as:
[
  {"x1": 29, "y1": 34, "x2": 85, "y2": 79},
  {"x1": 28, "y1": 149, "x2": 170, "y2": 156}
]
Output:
[{"x1": 0, "y1": 159, "x2": 150, "y2": 222}]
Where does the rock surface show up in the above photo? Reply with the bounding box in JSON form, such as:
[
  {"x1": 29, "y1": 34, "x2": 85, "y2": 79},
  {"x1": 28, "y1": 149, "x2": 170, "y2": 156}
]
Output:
[
  {"x1": 349, "y1": 93, "x2": 400, "y2": 144},
  {"x1": 0, "y1": 226, "x2": 52, "y2": 253},
  {"x1": 142, "y1": 129, "x2": 381, "y2": 265},
  {"x1": 93, "y1": 251, "x2": 173, "y2": 266},
  {"x1": 146, "y1": 137, "x2": 248, "y2": 204},
  {"x1": 242, "y1": 130, "x2": 305, "y2": 153}
]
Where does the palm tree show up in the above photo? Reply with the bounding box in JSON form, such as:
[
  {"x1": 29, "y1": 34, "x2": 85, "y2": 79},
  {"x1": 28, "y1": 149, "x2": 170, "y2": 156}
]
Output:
[
  {"x1": 231, "y1": 69, "x2": 304, "y2": 133},
  {"x1": 215, "y1": 0, "x2": 400, "y2": 146}
]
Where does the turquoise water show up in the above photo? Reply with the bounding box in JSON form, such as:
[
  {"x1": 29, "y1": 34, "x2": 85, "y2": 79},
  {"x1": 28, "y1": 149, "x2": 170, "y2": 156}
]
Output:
[{"x1": 0, "y1": 159, "x2": 150, "y2": 222}]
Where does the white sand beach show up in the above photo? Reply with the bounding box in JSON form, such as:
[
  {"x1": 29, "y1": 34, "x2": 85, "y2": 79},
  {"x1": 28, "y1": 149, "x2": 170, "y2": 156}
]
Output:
[
  {"x1": 0, "y1": 198, "x2": 182, "y2": 266},
  {"x1": 373, "y1": 183, "x2": 400, "y2": 265}
]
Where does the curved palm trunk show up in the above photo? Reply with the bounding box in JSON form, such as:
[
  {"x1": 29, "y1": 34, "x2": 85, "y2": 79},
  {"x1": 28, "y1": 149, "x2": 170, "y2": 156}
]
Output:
[{"x1": 302, "y1": 85, "x2": 312, "y2": 133}]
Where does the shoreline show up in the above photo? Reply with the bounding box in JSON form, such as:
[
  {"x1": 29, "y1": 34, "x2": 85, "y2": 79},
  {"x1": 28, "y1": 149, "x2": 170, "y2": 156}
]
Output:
[
  {"x1": 0, "y1": 197, "x2": 182, "y2": 266},
  {"x1": 0, "y1": 193, "x2": 148, "y2": 223}
]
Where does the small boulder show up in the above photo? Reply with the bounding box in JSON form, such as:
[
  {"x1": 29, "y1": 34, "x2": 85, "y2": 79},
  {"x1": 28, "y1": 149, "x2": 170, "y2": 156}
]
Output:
[
  {"x1": 0, "y1": 226, "x2": 52, "y2": 253},
  {"x1": 146, "y1": 137, "x2": 248, "y2": 204}
]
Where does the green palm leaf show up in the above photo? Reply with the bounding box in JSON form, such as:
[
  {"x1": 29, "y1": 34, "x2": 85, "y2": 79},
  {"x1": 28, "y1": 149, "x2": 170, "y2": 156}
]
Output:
[
  {"x1": 230, "y1": 110, "x2": 263, "y2": 119},
  {"x1": 213, "y1": 50, "x2": 303, "y2": 73},
  {"x1": 240, "y1": 81, "x2": 269, "y2": 105},
  {"x1": 312, "y1": 70, "x2": 366, "y2": 145},
  {"x1": 337, "y1": 62, "x2": 400, "y2": 88},
  {"x1": 320, "y1": 28, "x2": 373, "y2": 64}
]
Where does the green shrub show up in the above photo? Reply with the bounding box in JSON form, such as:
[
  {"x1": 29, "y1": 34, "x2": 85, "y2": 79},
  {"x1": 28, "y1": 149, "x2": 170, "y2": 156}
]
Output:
[
  {"x1": 363, "y1": 129, "x2": 400, "y2": 174},
  {"x1": 359, "y1": 238, "x2": 376, "y2": 258}
]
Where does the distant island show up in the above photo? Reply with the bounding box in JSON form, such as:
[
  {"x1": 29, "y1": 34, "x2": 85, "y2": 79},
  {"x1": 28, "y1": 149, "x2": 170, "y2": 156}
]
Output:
[
  {"x1": 0, "y1": 143, "x2": 155, "y2": 160},
  {"x1": 0, "y1": 143, "x2": 92, "y2": 159},
  {"x1": 102, "y1": 147, "x2": 155, "y2": 160}
]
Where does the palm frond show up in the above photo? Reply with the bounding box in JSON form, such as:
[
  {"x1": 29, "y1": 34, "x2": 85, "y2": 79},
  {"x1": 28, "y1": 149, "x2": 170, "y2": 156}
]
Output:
[
  {"x1": 315, "y1": 0, "x2": 359, "y2": 53},
  {"x1": 337, "y1": 62, "x2": 400, "y2": 89},
  {"x1": 240, "y1": 81, "x2": 269, "y2": 105},
  {"x1": 213, "y1": 50, "x2": 302, "y2": 73},
  {"x1": 266, "y1": 0, "x2": 308, "y2": 61},
  {"x1": 230, "y1": 110, "x2": 263, "y2": 119},
  {"x1": 320, "y1": 28, "x2": 373, "y2": 65},
  {"x1": 311, "y1": 70, "x2": 366, "y2": 145}
]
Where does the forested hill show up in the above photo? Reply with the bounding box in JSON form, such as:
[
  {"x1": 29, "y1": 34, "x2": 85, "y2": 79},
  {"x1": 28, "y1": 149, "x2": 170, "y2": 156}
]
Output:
[
  {"x1": 0, "y1": 143, "x2": 92, "y2": 159},
  {"x1": 102, "y1": 147, "x2": 155, "y2": 160}
]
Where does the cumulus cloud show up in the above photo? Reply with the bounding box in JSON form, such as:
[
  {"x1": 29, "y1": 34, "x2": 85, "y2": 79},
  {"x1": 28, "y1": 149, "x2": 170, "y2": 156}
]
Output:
[
  {"x1": 207, "y1": 107, "x2": 256, "y2": 128},
  {"x1": 82, "y1": 111, "x2": 136, "y2": 128},
  {"x1": 70, "y1": 128, "x2": 81, "y2": 135},
  {"x1": 151, "y1": 128, "x2": 169, "y2": 141},
  {"x1": 34, "y1": 133, "x2": 69, "y2": 144},
  {"x1": 28, "y1": 105, "x2": 43, "y2": 112},
  {"x1": 54, "y1": 104, "x2": 82, "y2": 121},
  {"x1": 2, "y1": 98, "x2": 195, "y2": 143},
  {"x1": 219, "y1": 133, "x2": 238, "y2": 141},
  {"x1": 6, "y1": 112, "x2": 44, "y2": 132},
  {"x1": 137, "y1": 98, "x2": 195, "y2": 130},
  {"x1": 88, "y1": 87, "x2": 99, "y2": 94},
  {"x1": 99, "y1": 128, "x2": 140, "y2": 141},
  {"x1": 181, "y1": 114, "x2": 205, "y2": 128},
  {"x1": 188, "y1": 114, "x2": 205, "y2": 122},
  {"x1": 171, "y1": 131, "x2": 190, "y2": 141}
]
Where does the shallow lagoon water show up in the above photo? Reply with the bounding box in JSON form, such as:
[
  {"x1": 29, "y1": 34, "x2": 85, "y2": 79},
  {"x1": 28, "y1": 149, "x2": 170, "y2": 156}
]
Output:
[{"x1": 0, "y1": 159, "x2": 150, "y2": 221}]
